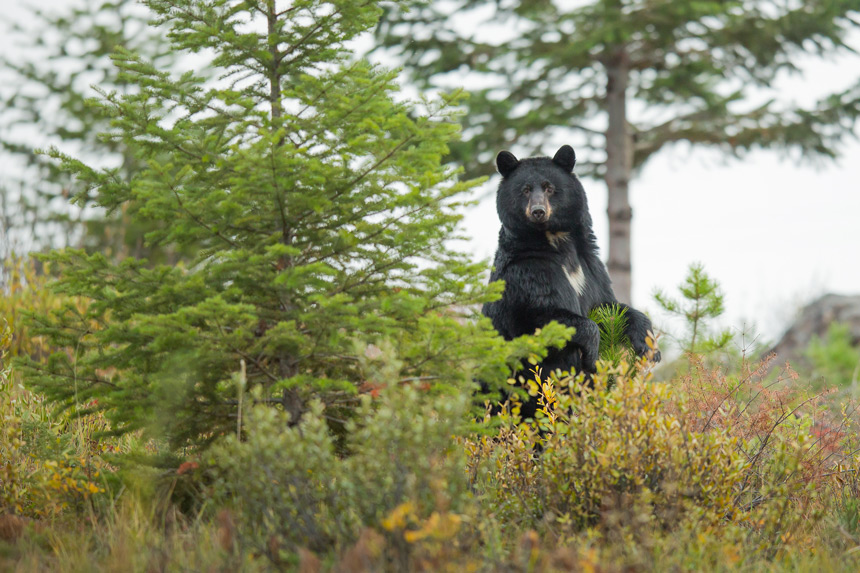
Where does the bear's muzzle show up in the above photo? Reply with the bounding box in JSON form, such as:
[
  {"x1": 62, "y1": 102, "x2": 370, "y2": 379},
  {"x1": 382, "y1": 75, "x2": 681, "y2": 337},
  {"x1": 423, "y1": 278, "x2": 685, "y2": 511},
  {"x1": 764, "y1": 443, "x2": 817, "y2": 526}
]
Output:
[{"x1": 526, "y1": 190, "x2": 552, "y2": 224}]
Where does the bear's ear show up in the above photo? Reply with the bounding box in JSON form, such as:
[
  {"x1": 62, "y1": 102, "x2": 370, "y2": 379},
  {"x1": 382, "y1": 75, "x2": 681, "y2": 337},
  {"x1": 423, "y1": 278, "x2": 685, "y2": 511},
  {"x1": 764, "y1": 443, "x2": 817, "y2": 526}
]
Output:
[
  {"x1": 496, "y1": 151, "x2": 520, "y2": 178},
  {"x1": 552, "y1": 145, "x2": 576, "y2": 173}
]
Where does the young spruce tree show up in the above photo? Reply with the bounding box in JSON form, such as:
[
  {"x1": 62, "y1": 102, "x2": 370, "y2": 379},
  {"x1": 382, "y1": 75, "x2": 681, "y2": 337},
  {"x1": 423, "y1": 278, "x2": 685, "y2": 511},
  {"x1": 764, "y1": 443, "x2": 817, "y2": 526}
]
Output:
[{"x1": 23, "y1": 0, "x2": 547, "y2": 453}]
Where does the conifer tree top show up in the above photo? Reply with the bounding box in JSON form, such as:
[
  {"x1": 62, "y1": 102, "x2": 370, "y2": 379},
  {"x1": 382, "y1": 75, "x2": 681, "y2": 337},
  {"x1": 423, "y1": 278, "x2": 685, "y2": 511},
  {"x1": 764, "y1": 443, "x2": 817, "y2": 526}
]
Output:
[
  {"x1": 22, "y1": 0, "x2": 521, "y2": 452},
  {"x1": 376, "y1": 0, "x2": 860, "y2": 178}
]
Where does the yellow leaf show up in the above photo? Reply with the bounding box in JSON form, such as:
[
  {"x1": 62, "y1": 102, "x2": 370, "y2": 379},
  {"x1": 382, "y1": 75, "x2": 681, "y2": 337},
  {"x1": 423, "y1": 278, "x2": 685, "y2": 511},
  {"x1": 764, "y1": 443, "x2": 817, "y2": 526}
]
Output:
[{"x1": 381, "y1": 502, "x2": 414, "y2": 531}]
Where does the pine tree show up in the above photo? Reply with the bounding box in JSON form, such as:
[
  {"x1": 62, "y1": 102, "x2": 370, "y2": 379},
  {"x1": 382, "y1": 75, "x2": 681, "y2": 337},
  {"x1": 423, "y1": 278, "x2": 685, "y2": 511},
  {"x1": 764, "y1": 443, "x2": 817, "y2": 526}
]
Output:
[
  {"x1": 375, "y1": 0, "x2": 860, "y2": 302},
  {"x1": 21, "y1": 0, "x2": 544, "y2": 453},
  {"x1": 654, "y1": 262, "x2": 733, "y2": 355},
  {"x1": 0, "y1": 0, "x2": 175, "y2": 259}
]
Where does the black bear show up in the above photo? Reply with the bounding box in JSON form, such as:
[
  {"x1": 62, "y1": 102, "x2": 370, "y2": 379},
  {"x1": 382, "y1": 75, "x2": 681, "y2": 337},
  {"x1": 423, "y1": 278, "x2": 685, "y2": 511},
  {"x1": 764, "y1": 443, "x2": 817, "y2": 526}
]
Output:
[{"x1": 482, "y1": 145, "x2": 658, "y2": 417}]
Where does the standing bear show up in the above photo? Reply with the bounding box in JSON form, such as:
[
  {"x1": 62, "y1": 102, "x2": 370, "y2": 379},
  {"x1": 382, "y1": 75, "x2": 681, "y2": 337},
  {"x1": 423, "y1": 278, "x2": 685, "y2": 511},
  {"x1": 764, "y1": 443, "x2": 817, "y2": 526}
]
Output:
[{"x1": 482, "y1": 145, "x2": 658, "y2": 415}]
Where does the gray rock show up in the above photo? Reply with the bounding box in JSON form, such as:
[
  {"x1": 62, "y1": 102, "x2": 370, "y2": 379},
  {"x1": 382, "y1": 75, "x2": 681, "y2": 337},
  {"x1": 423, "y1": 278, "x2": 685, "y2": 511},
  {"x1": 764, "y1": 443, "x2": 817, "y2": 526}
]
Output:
[{"x1": 767, "y1": 294, "x2": 860, "y2": 367}]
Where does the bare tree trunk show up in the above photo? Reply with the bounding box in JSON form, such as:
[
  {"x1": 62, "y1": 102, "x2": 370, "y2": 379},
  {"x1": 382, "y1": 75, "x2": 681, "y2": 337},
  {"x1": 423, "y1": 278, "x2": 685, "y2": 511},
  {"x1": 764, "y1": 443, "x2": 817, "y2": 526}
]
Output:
[{"x1": 604, "y1": 47, "x2": 634, "y2": 304}]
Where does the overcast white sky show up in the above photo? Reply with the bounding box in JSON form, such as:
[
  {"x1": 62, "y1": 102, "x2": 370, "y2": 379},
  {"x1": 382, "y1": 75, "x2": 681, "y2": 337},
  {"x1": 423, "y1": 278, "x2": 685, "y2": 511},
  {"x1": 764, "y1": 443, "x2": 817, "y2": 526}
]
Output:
[{"x1": 2, "y1": 0, "x2": 859, "y2": 348}]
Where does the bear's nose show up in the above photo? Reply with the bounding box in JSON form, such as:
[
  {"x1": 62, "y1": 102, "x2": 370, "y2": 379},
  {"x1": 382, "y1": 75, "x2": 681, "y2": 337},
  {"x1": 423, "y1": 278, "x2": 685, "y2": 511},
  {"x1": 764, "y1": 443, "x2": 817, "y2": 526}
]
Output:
[{"x1": 530, "y1": 205, "x2": 547, "y2": 221}]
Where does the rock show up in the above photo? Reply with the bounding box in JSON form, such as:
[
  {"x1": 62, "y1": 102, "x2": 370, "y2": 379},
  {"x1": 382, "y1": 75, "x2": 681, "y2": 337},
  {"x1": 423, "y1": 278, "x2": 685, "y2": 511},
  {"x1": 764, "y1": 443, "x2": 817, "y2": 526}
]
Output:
[{"x1": 767, "y1": 294, "x2": 860, "y2": 368}]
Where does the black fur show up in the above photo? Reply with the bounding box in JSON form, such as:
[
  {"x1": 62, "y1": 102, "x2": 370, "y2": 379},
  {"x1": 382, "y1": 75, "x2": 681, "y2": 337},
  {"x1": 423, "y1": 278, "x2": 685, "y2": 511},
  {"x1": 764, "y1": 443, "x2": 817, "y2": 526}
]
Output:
[{"x1": 482, "y1": 145, "x2": 658, "y2": 418}]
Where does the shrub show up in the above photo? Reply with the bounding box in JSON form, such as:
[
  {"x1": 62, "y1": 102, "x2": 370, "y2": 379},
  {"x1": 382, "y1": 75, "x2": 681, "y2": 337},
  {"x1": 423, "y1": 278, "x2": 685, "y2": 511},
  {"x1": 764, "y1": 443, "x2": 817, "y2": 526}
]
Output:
[
  {"x1": 2, "y1": 313, "x2": 115, "y2": 519},
  {"x1": 0, "y1": 373, "x2": 111, "y2": 518},
  {"x1": 466, "y1": 345, "x2": 857, "y2": 562},
  {"x1": 208, "y1": 380, "x2": 472, "y2": 569},
  {"x1": 806, "y1": 322, "x2": 860, "y2": 390},
  {"x1": 0, "y1": 255, "x2": 69, "y2": 362},
  {"x1": 468, "y1": 363, "x2": 746, "y2": 539}
]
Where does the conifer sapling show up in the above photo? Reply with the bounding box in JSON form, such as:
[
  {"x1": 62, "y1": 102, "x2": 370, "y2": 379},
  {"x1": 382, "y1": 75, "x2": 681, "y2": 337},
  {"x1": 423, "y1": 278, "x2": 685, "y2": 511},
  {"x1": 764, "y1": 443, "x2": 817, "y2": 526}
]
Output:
[{"x1": 21, "y1": 0, "x2": 537, "y2": 453}]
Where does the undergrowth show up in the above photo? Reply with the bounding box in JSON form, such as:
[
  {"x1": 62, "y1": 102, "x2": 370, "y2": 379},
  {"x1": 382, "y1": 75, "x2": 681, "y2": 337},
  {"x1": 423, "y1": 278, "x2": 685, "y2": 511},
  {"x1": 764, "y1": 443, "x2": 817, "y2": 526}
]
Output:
[
  {"x1": 4, "y1": 262, "x2": 860, "y2": 571},
  {"x1": 4, "y1": 348, "x2": 860, "y2": 570}
]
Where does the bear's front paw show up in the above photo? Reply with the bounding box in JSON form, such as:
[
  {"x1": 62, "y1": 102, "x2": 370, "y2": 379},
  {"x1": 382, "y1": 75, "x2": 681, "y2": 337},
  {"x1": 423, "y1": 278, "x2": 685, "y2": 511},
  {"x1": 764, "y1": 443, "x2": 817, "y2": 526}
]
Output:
[{"x1": 631, "y1": 334, "x2": 660, "y2": 363}]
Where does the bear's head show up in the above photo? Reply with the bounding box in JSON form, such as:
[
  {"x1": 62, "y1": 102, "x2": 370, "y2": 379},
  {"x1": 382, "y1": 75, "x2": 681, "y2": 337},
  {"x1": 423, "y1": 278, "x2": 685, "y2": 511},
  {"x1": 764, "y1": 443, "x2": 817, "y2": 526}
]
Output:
[{"x1": 494, "y1": 145, "x2": 591, "y2": 237}]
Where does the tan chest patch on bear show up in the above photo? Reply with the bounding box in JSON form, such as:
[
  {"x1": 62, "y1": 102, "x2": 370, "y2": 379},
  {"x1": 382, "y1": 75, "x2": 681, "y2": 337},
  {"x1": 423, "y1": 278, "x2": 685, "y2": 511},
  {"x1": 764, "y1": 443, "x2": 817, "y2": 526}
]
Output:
[
  {"x1": 564, "y1": 264, "x2": 587, "y2": 295},
  {"x1": 545, "y1": 231, "x2": 570, "y2": 250}
]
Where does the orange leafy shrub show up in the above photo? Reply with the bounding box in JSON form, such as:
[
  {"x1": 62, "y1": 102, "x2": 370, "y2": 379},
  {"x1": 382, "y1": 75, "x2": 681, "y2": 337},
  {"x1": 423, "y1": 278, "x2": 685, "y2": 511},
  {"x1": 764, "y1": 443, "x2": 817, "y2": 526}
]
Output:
[
  {"x1": 467, "y1": 361, "x2": 746, "y2": 540},
  {"x1": 676, "y1": 352, "x2": 859, "y2": 493},
  {"x1": 466, "y1": 351, "x2": 860, "y2": 560}
]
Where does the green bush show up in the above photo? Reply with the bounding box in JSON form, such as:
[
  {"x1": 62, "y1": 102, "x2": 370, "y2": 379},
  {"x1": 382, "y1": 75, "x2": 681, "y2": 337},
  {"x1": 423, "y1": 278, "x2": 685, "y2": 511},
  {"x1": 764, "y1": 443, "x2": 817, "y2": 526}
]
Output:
[
  {"x1": 806, "y1": 322, "x2": 860, "y2": 390},
  {"x1": 208, "y1": 380, "x2": 472, "y2": 568}
]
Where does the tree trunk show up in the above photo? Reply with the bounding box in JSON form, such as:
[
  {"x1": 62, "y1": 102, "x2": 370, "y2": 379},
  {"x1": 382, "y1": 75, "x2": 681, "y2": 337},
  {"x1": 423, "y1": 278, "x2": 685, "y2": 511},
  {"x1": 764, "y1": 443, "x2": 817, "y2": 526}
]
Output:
[{"x1": 604, "y1": 48, "x2": 633, "y2": 304}]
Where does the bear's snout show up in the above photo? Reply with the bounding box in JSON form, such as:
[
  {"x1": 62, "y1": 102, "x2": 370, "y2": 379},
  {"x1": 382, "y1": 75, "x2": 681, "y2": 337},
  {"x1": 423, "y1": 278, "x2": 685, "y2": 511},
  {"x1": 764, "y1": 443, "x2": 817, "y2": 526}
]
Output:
[
  {"x1": 526, "y1": 192, "x2": 551, "y2": 224},
  {"x1": 530, "y1": 205, "x2": 547, "y2": 221}
]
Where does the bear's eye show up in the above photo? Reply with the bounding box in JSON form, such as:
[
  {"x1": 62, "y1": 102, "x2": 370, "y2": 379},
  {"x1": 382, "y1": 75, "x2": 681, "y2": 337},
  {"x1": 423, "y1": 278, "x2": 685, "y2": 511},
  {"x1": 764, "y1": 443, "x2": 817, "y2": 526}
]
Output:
[
  {"x1": 523, "y1": 186, "x2": 531, "y2": 195},
  {"x1": 543, "y1": 182, "x2": 555, "y2": 195}
]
